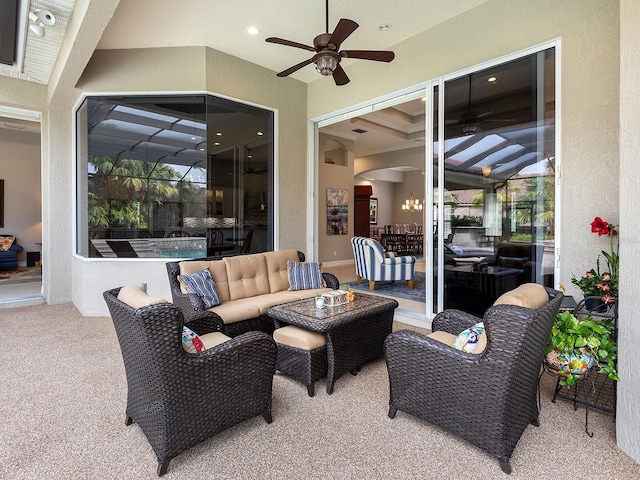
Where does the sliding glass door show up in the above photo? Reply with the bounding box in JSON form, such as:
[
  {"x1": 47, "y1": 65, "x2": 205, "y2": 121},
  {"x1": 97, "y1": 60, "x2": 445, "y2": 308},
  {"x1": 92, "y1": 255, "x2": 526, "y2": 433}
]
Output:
[
  {"x1": 315, "y1": 44, "x2": 557, "y2": 320},
  {"x1": 435, "y1": 48, "x2": 556, "y2": 315}
]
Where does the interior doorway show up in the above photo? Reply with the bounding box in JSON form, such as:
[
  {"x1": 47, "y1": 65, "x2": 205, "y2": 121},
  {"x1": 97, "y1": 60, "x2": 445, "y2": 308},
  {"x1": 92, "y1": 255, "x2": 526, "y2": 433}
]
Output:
[{"x1": 0, "y1": 108, "x2": 43, "y2": 306}]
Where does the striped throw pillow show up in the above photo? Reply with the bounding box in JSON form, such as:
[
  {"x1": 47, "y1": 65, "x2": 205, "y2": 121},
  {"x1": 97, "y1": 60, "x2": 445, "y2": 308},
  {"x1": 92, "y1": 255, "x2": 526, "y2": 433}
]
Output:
[
  {"x1": 178, "y1": 269, "x2": 221, "y2": 308},
  {"x1": 287, "y1": 261, "x2": 324, "y2": 291}
]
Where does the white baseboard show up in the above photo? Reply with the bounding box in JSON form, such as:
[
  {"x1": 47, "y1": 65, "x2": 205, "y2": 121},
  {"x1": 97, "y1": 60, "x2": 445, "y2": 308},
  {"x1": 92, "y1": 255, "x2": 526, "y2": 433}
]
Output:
[{"x1": 322, "y1": 259, "x2": 355, "y2": 268}]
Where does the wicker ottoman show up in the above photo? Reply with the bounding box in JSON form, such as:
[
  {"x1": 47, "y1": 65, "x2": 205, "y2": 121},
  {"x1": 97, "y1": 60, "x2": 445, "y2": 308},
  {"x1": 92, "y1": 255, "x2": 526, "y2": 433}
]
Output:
[{"x1": 273, "y1": 325, "x2": 327, "y2": 397}]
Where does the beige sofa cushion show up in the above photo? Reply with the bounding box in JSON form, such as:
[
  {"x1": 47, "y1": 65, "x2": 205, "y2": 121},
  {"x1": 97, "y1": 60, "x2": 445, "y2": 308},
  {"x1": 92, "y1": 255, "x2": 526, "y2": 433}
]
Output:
[
  {"x1": 209, "y1": 299, "x2": 262, "y2": 324},
  {"x1": 427, "y1": 330, "x2": 458, "y2": 345},
  {"x1": 288, "y1": 287, "x2": 332, "y2": 301},
  {"x1": 250, "y1": 292, "x2": 304, "y2": 315},
  {"x1": 274, "y1": 325, "x2": 326, "y2": 350},
  {"x1": 117, "y1": 285, "x2": 168, "y2": 309},
  {"x1": 264, "y1": 250, "x2": 300, "y2": 293},
  {"x1": 200, "y1": 331, "x2": 232, "y2": 349},
  {"x1": 224, "y1": 253, "x2": 270, "y2": 301},
  {"x1": 493, "y1": 283, "x2": 548, "y2": 309},
  {"x1": 179, "y1": 259, "x2": 231, "y2": 302}
]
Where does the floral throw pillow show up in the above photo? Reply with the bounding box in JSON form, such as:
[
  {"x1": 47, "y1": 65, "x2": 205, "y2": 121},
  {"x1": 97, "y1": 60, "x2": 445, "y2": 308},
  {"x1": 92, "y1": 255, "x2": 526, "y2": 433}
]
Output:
[
  {"x1": 287, "y1": 261, "x2": 324, "y2": 291},
  {"x1": 178, "y1": 269, "x2": 221, "y2": 308},
  {"x1": 182, "y1": 326, "x2": 205, "y2": 354},
  {"x1": 0, "y1": 236, "x2": 15, "y2": 252},
  {"x1": 452, "y1": 322, "x2": 486, "y2": 354}
]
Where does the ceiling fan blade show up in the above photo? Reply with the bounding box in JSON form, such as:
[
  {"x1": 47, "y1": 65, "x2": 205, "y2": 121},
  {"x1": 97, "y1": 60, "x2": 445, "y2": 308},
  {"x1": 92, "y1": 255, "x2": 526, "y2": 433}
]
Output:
[
  {"x1": 482, "y1": 118, "x2": 518, "y2": 123},
  {"x1": 332, "y1": 64, "x2": 350, "y2": 86},
  {"x1": 266, "y1": 37, "x2": 316, "y2": 52},
  {"x1": 328, "y1": 19, "x2": 359, "y2": 49},
  {"x1": 277, "y1": 58, "x2": 315, "y2": 77},
  {"x1": 340, "y1": 50, "x2": 395, "y2": 62}
]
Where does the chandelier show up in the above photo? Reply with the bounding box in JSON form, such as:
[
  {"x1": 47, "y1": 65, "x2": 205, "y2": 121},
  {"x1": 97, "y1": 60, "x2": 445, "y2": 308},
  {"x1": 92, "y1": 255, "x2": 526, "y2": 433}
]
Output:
[{"x1": 402, "y1": 193, "x2": 423, "y2": 213}]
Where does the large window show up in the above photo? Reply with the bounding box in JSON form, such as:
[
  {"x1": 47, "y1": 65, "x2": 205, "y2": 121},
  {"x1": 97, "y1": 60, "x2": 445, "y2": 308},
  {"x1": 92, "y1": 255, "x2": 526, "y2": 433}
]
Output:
[{"x1": 76, "y1": 94, "x2": 274, "y2": 258}]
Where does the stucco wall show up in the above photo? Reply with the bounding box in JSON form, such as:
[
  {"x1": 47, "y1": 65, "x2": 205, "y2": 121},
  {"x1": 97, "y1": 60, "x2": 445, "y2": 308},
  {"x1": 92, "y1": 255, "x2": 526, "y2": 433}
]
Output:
[
  {"x1": 617, "y1": 0, "x2": 640, "y2": 464},
  {"x1": 70, "y1": 46, "x2": 307, "y2": 315},
  {"x1": 307, "y1": 0, "x2": 620, "y2": 302}
]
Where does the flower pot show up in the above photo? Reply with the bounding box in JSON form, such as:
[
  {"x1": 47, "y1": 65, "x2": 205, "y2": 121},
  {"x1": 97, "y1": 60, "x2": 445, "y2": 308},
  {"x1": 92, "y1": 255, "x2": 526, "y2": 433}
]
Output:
[
  {"x1": 545, "y1": 348, "x2": 594, "y2": 376},
  {"x1": 583, "y1": 296, "x2": 606, "y2": 312}
]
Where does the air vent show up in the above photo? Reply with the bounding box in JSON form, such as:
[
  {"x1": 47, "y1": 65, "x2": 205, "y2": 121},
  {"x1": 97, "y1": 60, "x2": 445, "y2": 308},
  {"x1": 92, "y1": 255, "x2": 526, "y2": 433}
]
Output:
[{"x1": 352, "y1": 128, "x2": 368, "y2": 134}]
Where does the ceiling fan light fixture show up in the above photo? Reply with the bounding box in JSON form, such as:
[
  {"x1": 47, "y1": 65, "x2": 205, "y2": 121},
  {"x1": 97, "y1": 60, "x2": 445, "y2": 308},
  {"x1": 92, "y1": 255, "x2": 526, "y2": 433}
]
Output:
[
  {"x1": 462, "y1": 122, "x2": 479, "y2": 135},
  {"x1": 315, "y1": 53, "x2": 338, "y2": 76}
]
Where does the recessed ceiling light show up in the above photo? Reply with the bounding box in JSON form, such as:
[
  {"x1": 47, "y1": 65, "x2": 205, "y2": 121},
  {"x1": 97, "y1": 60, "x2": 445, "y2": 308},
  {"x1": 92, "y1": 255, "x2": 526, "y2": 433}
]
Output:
[
  {"x1": 246, "y1": 26, "x2": 260, "y2": 36},
  {"x1": 487, "y1": 76, "x2": 497, "y2": 83},
  {"x1": 257, "y1": 131, "x2": 263, "y2": 136},
  {"x1": 216, "y1": 132, "x2": 222, "y2": 136},
  {"x1": 377, "y1": 23, "x2": 391, "y2": 31},
  {"x1": 214, "y1": 142, "x2": 220, "y2": 146}
]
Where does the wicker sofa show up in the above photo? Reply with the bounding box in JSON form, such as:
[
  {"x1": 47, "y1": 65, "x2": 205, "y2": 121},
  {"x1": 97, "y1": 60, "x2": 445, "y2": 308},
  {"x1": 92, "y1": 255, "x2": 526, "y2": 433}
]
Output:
[
  {"x1": 166, "y1": 250, "x2": 340, "y2": 337},
  {"x1": 384, "y1": 284, "x2": 563, "y2": 474},
  {"x1": 103, "y1": 286, "x2": 277, "y2": 476}
]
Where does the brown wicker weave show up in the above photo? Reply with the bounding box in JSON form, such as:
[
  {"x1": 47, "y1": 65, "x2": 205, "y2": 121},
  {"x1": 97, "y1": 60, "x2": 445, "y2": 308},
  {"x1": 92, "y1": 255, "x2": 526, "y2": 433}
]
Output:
[
  {"x1": 103, "y1": 287, "x2": 277, "y2": 477},
  {"x1": 275, "y1": 342, "x2": 328, "y2": 397},
  {"x1": 268, "y1": 293, "x2": 398, "y2": 394},
  {"x1": 166, "y1": 251, "x2": 340, "y2": 338},
  {"x1": 384, "y1": 287, "x2": 563, "y2": 474}
]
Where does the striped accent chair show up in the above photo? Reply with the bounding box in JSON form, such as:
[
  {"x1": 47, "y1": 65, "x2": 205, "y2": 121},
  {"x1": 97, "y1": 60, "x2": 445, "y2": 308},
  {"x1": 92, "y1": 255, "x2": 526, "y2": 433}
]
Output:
[{"x1": 351, "y1": 236, "x2": 416, "y2": 291}]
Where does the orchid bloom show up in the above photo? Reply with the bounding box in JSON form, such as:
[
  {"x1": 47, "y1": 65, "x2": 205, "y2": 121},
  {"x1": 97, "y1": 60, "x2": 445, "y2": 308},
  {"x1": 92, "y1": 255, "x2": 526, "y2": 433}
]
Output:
[
  {"x1": 602, "y1": 295, "x2": 616, "y2": 304},
  {"x1": 596, "y1": 283, "x2": 610, "y2": 291},
  {"x1": 602, "y1": 273, "x2": 611, "y2": 281},
  {"x1": 585, "y1": 272, "x2": 594, "y2": 278}
]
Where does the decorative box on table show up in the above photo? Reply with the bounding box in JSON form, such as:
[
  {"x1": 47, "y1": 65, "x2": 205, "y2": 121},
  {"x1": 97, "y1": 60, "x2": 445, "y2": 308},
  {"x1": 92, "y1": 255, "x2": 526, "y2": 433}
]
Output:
[{"x1": 322, "y1": 290, "x2": 349, "y2": 307}]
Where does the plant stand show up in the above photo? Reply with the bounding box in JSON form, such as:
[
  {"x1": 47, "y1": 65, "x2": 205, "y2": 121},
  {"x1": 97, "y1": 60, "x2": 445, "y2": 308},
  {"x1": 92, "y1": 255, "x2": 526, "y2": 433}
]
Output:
[
  {"x1": 541, "y1": 296, "x2": 617, "y2": 437},
  {"x1": 544, "y1": 364, "x2": 616, "y2": 437}
]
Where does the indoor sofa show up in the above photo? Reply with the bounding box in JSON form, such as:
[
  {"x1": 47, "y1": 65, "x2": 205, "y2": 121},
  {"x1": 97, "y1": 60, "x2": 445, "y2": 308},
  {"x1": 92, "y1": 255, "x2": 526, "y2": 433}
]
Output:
[
  {"x1": 167, "y1": 250, "x2": 339, "y2": 337},
  {"x1": 0, "y1": 235, "x2": 23, "y2": 271}
]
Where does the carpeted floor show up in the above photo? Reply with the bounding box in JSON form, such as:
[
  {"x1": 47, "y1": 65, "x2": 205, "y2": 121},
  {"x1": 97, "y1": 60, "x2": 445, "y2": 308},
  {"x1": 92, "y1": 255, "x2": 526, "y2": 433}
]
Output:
[
  {"x1": 348, "y1": 272, "x2": 426, "y2": 303},
  {"x1": 1, "y1": 303, "x2": 638, "y2": 479}
]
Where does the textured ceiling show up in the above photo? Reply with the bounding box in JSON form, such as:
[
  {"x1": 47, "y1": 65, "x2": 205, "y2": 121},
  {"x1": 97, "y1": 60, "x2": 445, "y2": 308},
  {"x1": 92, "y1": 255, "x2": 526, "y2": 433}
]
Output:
[
  {"x1": 0, "y1": 0, "x2": 76, "y2": 84},
  {"x1": 1, "y1": 0, "x2": 488, "y2": 85},
  {"x1": 96, "y1": 0, "x2": 488, "y2": 84}
]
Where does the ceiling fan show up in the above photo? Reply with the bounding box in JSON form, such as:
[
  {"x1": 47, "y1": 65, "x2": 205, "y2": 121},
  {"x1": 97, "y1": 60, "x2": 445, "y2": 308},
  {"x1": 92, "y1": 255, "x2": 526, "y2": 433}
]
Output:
[
  {"x1": 265, "y1": 0, "x2": 395, "y2": 86},
  {"x1": 446, "y1": 74, "x2": 517, "y2": 135},
  {"x1": 244, "y1": 150, "x2": 266, "y2": 175}
]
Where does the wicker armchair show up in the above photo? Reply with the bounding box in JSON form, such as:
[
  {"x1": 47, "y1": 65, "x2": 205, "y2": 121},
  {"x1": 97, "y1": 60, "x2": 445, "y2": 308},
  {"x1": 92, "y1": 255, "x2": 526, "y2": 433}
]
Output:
[
  {"x1": 384, "y1": 287, "x2": 563, "y2": 474},
  {"x1": 103, "y1": 287, "x2": 277, "y2": 476}
]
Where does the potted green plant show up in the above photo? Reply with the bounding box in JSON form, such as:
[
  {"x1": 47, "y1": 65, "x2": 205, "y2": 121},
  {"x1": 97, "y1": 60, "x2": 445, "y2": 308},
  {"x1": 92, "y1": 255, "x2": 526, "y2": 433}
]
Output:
[{"x1": 545, "y1": 310, "x2": 619, "y2": 386}]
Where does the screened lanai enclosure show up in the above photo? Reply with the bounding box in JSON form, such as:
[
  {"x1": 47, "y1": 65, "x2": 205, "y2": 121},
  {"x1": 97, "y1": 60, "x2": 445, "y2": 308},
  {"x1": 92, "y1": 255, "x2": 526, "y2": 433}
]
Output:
[{"x1": 76, "y1": 95, "x2": 274, "y2": 259}]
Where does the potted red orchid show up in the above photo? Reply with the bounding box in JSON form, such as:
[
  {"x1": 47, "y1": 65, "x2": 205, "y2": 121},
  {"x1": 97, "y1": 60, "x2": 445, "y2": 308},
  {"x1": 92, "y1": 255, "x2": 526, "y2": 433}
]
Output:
[{"x1": 571, "y1": 216, "x2": 619, "y2": 305}]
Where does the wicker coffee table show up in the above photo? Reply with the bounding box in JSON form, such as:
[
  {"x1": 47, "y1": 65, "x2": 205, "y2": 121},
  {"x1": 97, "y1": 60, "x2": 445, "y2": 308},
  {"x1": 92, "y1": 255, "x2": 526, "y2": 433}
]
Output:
[{"x1": 267, "y1": 293, "x2": 398, "y2": 394}]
